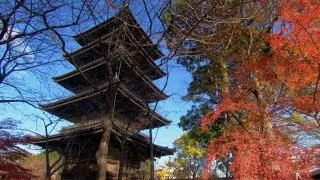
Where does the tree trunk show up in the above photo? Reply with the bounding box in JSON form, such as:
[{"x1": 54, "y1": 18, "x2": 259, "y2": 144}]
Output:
[
  {"x1": 96, "y1": 54, "x2": 119, "y2": 180},
  {"x1": 149, "y1": 121, "x2": 154, "y2": 180},
  {"x1": 118, "y1": 139, "x2": 126, "y2": 180},
  {"x1": 45, "y1": 159, "x2": 51, "y2": 180},
  {"x1": 96, "y1": 112, "x2": 113, "y2": 180},
  {"x1": 218, "y1": 60, "x2": 230, "y2": 95},
  {"x1": 45, "y1": 126, "x2": 51, "y2": 180},
  {"x1": 252, "y1": 77, "x2": 279, "y2": 176},
  {"x1": 253, "y1": 77, "x2": 275, "y2": 140},
  {"x1": 192, "y1": 171, "x2": 196, "y2": 180},
  {"x1": 192, "y1": 156, "x2": 197, "y2": 180}
]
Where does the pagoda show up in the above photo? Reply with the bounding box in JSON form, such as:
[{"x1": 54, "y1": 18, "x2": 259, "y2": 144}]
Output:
[{"x1": 33, "y1": 5, "x2": 174, "y2": 179}]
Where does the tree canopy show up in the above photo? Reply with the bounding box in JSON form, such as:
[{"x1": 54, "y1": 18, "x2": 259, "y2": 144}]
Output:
[{"x1": 164, "y1": 0, "x2": 320, "y2": 179}]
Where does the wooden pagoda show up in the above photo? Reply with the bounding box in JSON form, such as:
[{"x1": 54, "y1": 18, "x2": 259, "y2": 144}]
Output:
[{"x1": 33, "y1": 5, "x2": 174, "y2": 179}]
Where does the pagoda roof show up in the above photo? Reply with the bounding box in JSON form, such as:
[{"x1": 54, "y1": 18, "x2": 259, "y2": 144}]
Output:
[
  {"x1": 64, "y1": 45, "x2": 166, "y2": 81},
  {"x1": 32, "y1": 122, "x2": 175, "y2": 158},
  {"x1": 73, "y1": 5, "x2": 163, "y2": 59},
  {"x1": 65, "y1": 26, "x2": 164, "y2": 70},
  {"x1": 39, "y1": 83, "x2": 171, "y2": 128},
  {"x1": 52, "y1": 56, "x2": 168, "y2": 102}
]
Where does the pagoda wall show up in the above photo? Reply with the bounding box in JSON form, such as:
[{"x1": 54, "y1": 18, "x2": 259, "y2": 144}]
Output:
[{"x1": 61, "y1": 156, "x2": 143, "y2": 179}]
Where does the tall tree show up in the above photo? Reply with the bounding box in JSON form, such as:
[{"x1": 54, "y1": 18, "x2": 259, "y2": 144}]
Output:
[
  {"x1": 177, "y1": 58, "x2": 224, "y2": 148},
  {"x1": 164, "y1": 0, "x2": 320, "y2": 178}
]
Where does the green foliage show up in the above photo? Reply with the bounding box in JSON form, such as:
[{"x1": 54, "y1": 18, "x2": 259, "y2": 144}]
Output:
[
  {"x1": 36, "y1": 151, "x2": 60, "y2": 160},
  {"x1": 161, "y1": 0, "x2": 188, "y2": 26},
  {"x1": 179, "y1": 101, "x2": 223, "y2": 146},
  {"x1": 189, "y1": 126, "x2": 223, "y2": 146},
  {"x1": 138, "y1": 160, "x2": 151, "y2": 180},
  {"x1": 22, "y1": 151, "x2": 63, "y2": 179},
  {"x1": 157, "y1": 132, "x2": 208, "y2": 179},
  {"x1": 161, "y1": 5, "x2": 173, "y2": 26},
  {"x1": 174, "y1": 133, "x2": 205, "y2": 157},
  {"x1": 181, "y1": 63, "x2": 222, "y2": 103},
  {"x1": 155, "y1": 165, "x2": 174, "y2": 180},
  {"x1": 288, "y1": 112, "x2": 303, "y2": 124},
  {"x1": 224, "y1": 0, "x2": 241, "y2": 5}
]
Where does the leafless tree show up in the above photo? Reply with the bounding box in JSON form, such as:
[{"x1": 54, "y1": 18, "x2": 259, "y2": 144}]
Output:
[
  {"x1": 0, "y1": 0, "x2": 120, "y2": 106},
  {"x1": 1, "y1": 1, "x2": 178, "y2": 180},
  {"x1": 0, "y1": 0, "x2": 117, "y2": 179},
  {"x1": 35, "y1": 114, "x2": 64, "y2": 180}
]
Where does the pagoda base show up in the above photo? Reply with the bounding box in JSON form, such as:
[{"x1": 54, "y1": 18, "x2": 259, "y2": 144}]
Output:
[{"x1": 60, "y1": 158, "x2": 141, "y2": 180}]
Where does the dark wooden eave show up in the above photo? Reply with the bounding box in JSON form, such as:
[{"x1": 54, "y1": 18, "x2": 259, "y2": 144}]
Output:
[
  {"x1": 62, "y1": 47, "x2": 166, "y2": 81},
  {"x1": 65, "y1": 25, "x2": 165, "y2": 76},
  {"x1": 39, "y1": 83, "x2": 171, "y2": 128},
  {"x1": 52, "y1": 55, "x2": 168, "y2": 103},
  {"x1": 73, "y1": 5, "x2": 163, "y2": 60},
  {"x1": 32, "y1": 122, "x2": 175, "y2": 158}
]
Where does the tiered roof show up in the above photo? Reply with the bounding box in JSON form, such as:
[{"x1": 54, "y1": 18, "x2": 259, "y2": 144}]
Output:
[
  {"x1": 73, "y1": 6, "x2": 163, "y2": 59},
  {"x1": 33, "y1": 122, "x2": 174, "y2": 162},
  {"x1": 39, "y1": 5, "x2": 170, "y2": 129},
  {"x1": 52, "y1": 54, "x2": 167, "y2": 101},
  {"x1": 35, "y1": 5, "x2": 173, "y2": 158},
  {"x1": 40, "y1": 83, "x2": 169, "y2": 128}
]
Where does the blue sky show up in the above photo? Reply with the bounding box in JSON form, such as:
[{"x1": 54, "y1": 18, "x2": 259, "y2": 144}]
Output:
[
  {"x1": 150, "y1": 60, "x2": 194, "y2": 165},
  {"x1": 150, "y1": 60, "x2": 193, "y2": 145}
]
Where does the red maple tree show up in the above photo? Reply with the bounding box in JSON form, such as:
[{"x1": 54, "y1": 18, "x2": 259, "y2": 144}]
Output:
[
  {"x1": 201, "y1": 0, "x2": 320, "y2": 179},
  {"x1": 0, "y1": 119, "x2": 33, "y2": 179}
]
